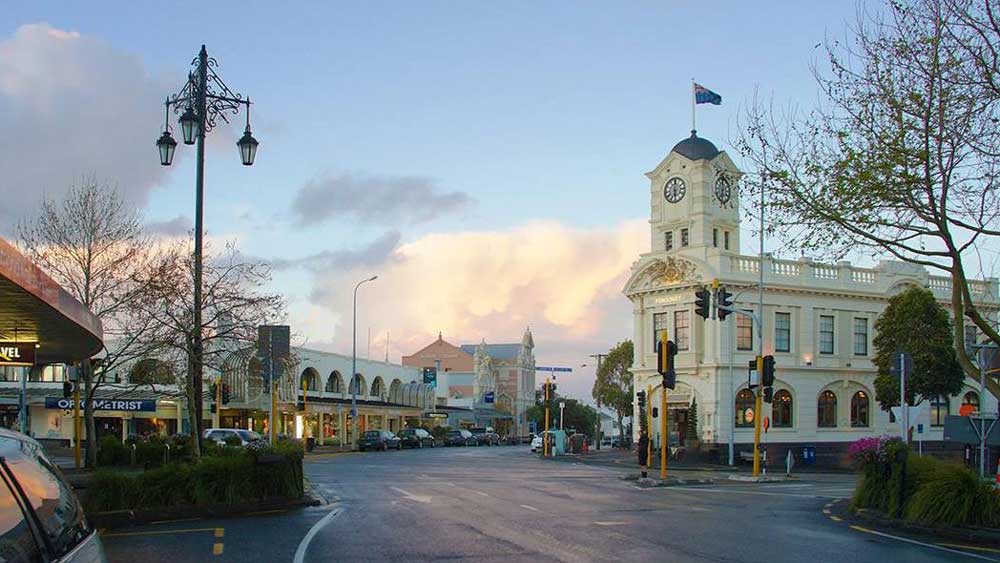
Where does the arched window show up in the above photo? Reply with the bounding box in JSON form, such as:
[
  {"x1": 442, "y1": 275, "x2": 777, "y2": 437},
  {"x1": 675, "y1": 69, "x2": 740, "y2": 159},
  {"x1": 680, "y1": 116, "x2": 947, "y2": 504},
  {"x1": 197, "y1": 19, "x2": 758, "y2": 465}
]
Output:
[
  {"x1": 326, "y1": 371, "x2": 343, "y2": 393},
  {"x1": 351, "y1": 374, "x2": 366, "y2": 396},
  {"x1": 930, "y1": 395, "x2": 949, "y2": 427},
  {"x1": 962, "y1": 392, "x2": 980, "y2": 410},
  {"x1": 818, "y1": 390, "x2": 837, "y2": 428},
  {"x1": 371, "y1": 377, "x2": 385, "y2": 397},
  {"x1": 735, "y1": 389, "x2": 756, "y2": 428},
  {"x1": 300, "y1": 369, "x2": 318, "y2": 391},
  {"x1": 850, "y1": 391, "x2": 870, "y2": 428},
  {"x1": 772, "y1": 390, "x2": 793, "y2": 428}
]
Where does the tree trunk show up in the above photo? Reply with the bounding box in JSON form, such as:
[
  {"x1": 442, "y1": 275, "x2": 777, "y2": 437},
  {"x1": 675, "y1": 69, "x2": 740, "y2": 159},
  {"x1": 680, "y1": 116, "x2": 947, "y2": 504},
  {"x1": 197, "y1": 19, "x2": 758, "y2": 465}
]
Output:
[
  {"x1": 82, "y1": 363, "x2": 97, "y2": 468},
  {"x1": 617, "y1": 415, "x2": 625, "y2": 449}
]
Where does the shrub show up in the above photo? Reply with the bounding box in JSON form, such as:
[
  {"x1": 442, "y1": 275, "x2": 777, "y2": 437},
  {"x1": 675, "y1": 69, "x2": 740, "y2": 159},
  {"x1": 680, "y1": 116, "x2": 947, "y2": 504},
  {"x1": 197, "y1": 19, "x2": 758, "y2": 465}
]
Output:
[
  {"x1": 904, "y1": 462, "x2": 1000, "y2": 528},
  {"x1": 97, "y1": 436, "x2": 130, "y2": 467}
]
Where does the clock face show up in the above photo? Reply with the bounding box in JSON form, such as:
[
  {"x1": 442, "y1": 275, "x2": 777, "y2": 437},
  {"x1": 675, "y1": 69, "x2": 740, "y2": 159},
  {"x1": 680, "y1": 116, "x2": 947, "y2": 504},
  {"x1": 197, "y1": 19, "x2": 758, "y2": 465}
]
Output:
[
  {"x1": 663, "y1": 177, "x2": 686, "y2": 203},
  {"x1": 715, "y1": 175, "x2": 732, "y2": 205}
]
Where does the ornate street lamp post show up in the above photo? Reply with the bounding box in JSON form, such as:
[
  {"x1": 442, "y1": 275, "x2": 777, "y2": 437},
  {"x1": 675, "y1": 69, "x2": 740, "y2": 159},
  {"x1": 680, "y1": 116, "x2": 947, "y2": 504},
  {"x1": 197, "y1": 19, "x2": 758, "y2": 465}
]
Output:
[
  {"x1": 156, "y1": 45, "x2": 259, "y2": 450},
  {"x1": 351, "y1": 275, "x2": 378, "y2": 450}
]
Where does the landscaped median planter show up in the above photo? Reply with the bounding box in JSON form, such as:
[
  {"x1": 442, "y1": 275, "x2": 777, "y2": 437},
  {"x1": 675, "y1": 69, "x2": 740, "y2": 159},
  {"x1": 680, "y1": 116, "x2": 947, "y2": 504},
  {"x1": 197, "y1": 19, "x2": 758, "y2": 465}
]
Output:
[{"x1": 82, "y1": 440, "x2": 315, "y2": 529}]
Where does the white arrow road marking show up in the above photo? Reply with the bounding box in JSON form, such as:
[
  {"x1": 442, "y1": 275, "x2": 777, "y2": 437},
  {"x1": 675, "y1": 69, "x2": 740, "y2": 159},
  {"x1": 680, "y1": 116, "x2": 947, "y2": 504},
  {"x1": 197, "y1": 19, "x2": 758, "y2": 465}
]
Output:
[
  {"x1": 520, "y1": 504, "x2": 539, "y2": 512},
  {"x1": 593, "y1": 521, "x2": 627, "y2": 526},
  {"x1": 293, "y1": 507, "x2": 342, "y2": 563},
  {"x1": 474, "y1": 491, "x2": 489, "y2": 497},
  {"x1": 390, "y1": 486, "x2": 432, "y2": 503}
]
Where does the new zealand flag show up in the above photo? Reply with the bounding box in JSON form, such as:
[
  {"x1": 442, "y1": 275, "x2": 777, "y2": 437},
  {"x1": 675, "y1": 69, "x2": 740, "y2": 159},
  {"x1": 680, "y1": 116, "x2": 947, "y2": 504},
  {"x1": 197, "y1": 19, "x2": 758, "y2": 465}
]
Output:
[{"x1": 694, "y1": 83, "x2": 722, "y2": 105}]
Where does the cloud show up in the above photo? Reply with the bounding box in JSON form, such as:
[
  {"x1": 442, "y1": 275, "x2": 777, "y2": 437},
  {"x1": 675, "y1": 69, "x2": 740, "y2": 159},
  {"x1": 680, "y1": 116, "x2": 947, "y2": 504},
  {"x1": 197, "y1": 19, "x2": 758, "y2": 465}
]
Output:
[
  {"x1": 290, "y1": 173, "x2": 473, "y2": 227},
  {"x1": 0, "y1": 24, "x2": 173, "y2": 230},
  {"x1": 294, "y1": 219, "x2": 646, "y2": 401},
  {"x1": 269, "y1": 231, "x2": 402, "y2": 273},
  {"x1": 146, "y1": 215, "x2": 192, "y2": 237}
]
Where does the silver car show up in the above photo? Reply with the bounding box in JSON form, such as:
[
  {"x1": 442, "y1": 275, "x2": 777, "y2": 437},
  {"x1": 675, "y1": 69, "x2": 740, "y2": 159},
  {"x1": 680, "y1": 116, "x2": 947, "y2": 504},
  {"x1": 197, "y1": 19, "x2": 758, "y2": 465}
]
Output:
[{"x1": 0, "y1": 427, "x2": 107, "y2": 562}]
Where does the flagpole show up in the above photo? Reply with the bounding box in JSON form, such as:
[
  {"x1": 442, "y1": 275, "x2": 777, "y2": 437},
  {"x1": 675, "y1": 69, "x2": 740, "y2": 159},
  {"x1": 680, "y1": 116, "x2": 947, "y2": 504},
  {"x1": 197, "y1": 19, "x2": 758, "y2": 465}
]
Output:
[{"x1": 691, "y1": 78, "x2": 696, "y2": 132}]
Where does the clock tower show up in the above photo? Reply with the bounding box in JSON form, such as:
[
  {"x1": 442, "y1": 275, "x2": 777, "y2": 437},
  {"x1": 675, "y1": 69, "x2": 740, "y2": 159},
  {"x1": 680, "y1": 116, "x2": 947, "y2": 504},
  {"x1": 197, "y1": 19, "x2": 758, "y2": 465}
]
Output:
[{"x1": 647, "y1": 130, "x2": 742, "y2": 257}]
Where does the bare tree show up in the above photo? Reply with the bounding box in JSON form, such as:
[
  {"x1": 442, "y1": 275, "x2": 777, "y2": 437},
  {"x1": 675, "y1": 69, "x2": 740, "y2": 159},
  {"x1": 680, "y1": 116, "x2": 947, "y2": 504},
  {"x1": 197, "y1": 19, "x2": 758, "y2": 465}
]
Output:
[
  {"x1": 735, "y1": 0, "x2": 1000, "y2": 397},
  {"x1": 17, "y1": 179, "x2": 160, "y2": 467},
  {"x1": 135, "y1": 239, "x2": 284, "y2": 458}
]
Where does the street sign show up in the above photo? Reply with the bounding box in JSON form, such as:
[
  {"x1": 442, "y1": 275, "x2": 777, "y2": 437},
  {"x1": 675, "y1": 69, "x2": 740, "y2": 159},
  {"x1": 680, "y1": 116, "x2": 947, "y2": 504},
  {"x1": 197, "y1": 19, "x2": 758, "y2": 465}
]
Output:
[
  {"x1": 424, "y1": 412, "x2": 448, "y2": 419},
  {"x1": 536, "y1": 367, "x2": 572, "y2": 373},
  {"x1": 484, "y1": 392, "x2": 495, "y2": 404},
  {"x1": 890, "y1": 403, "x2": 927, "y2": 428}
]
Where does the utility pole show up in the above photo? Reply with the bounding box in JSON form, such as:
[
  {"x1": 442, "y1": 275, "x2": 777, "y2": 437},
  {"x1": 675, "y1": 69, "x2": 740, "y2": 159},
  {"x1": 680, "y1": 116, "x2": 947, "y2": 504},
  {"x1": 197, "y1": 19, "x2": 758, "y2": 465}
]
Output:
[{"x1": 544, "y1": 377, "x2": 551, "y2": 456}]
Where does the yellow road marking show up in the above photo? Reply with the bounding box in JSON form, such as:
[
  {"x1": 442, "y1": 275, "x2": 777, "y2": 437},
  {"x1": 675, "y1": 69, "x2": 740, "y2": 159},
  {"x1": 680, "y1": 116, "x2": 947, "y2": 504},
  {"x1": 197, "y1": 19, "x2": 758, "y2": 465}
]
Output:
[
  {"x1": 214, "y1": 528, "x2": 224, "y2": 538},
  {"x1": 850, "y1": 525, "x2": 873, "y2": 533},
  {"x1": 149, "y1": 517, "x2": 201, "y2": 525},
  {"x1": 829, "y1": 516, "x2": 842, "y2": 522},
  {"x1": 101, "y1": 527, "x2": 217, "y2": 538},
  {"x1": 938, "y1": 543, "x2": 1000, "y2": 554},
  {"x1": 213, "y1": 542, "x2": 224, "y2": 556}
]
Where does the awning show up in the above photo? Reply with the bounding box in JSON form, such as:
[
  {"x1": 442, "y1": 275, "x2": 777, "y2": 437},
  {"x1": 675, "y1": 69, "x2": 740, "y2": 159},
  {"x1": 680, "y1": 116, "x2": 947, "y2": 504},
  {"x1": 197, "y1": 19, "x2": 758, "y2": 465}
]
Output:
[{"x1": 0, "y1": 238, "x2": 103, "y2": 363}]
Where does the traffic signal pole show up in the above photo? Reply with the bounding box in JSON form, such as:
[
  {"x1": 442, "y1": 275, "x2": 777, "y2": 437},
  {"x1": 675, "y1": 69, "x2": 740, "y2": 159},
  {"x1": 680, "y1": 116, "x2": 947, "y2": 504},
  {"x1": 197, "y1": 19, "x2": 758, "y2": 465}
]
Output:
[
  {"x1": 544, "y1": 377, "x2": 551, "y2": 457},
  {"x1": 647, "y1": 384, "x2": 653, "y2": 471},
  {"x1": 660, "y1": 381, "x2": 667, "y2": 480},
  {"x1": 752, "y1": 355, "x2": 764, "y2": 476}
]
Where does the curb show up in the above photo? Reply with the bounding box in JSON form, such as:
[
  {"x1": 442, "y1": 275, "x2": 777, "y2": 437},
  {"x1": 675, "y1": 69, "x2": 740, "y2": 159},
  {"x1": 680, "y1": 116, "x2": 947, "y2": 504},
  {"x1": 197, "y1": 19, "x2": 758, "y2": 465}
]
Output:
[
  {"x1": 848, "y1": 506, "x2": 1000, "y2": 546},
  {"x1": 90, "y1": 496, "x2": 321, "y2": 530}
]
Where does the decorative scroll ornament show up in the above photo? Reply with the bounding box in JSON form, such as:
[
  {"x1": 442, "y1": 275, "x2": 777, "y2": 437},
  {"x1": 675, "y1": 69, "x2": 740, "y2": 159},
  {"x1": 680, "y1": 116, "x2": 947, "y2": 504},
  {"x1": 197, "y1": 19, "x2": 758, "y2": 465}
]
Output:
[{"x1": 636, "y1": 257, "x2": 698, "y2": 289}]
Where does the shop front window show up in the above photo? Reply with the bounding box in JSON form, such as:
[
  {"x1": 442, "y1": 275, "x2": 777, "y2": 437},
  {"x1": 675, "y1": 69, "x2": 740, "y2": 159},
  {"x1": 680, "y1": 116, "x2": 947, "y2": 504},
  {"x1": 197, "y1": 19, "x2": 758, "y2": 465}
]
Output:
[{"x1": 818, "y1": 390, "x2": 837, "y2": 428}]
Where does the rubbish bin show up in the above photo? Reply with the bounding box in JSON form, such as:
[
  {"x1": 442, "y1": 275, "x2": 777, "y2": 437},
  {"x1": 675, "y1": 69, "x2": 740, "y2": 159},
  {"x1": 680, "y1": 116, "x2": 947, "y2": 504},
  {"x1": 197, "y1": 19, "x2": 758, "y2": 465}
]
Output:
[
  {"x1": 802, "y1": 445, "x2": 816, "y2": 466},
  {"x1": 306, "y1": 437, "x2": 316, "y2": 452}
]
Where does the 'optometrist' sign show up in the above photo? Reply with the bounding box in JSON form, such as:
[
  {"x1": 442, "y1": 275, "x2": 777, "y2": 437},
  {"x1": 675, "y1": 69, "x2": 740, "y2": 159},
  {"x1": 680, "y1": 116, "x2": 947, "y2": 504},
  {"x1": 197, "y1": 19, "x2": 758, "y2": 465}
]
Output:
[
  {"x1": 0, "y1": 344, "x2": 35, "y2": 366},
  {"x1": 44, "y1": 398, "x2": 157, "y2": 412}
]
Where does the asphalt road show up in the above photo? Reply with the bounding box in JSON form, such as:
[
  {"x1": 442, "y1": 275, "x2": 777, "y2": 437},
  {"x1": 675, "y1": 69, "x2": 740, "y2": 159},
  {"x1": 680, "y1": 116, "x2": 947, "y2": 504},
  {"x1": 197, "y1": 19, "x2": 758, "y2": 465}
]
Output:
[{"x1": 101, "y1": 446, "x2": 998, "y2": 562}]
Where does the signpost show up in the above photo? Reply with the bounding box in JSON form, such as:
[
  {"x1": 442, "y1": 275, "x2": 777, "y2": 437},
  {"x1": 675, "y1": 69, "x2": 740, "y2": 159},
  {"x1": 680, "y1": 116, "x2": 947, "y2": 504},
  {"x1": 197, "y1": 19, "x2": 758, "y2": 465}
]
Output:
[{"x1": 890, "y1": 351, "x2": 914, "y2": 443}]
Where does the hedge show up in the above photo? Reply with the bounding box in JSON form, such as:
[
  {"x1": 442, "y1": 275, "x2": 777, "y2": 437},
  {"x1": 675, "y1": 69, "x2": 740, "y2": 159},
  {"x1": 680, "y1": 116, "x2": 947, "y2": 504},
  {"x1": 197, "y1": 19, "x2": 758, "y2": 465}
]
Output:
[
  {"x1": 85, "y1": 440, "x2": 304, "y2": 512},
  {"x1": 850, "y1": 436, "x2": 1000, "y2": 528}
]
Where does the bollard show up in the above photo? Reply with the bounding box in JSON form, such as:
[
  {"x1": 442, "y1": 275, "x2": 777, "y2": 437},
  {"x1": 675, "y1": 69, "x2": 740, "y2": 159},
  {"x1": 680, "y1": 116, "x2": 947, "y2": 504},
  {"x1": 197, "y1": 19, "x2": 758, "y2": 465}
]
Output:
[
  {"x1": 130, "y1": 443, "x2": 137, "y2": 466},
  {"x1": 786, "y1": 450, "x2": 794, "y2": 476},
  {"x1": 165, "y1": 443, "x2": 171, "y2": 465}
]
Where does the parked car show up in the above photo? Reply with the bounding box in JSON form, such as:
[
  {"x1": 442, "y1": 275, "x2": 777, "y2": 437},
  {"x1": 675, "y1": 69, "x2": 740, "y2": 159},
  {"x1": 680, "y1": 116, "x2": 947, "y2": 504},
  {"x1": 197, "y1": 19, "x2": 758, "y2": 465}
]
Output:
[
  {"x1": 0, "y1": 428, "x2": 108, "y2": 562},
  {"x1": 203, "y1": 428, "x2": 262, "y2": 446},
  {"x1": 358, "y1": 430, "x2": 402, "y2": 451},
  {"x1": 445, "y1": 429, "x2": 477, "y2": 447},
  {"x1": 398, "y1": 428, "x2": 435, "y2": 448},
  {"x1": 469, "y1": 427, "x2": 500, "y2": 446}
]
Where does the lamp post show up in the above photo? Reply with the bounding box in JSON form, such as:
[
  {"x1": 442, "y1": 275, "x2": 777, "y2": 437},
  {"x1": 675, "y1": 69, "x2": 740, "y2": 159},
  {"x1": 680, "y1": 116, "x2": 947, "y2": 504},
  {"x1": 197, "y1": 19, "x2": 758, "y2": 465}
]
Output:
[
  {"x1": 351, "y1": 275, "x2": 378, "y2": 450},
  {"x1": 727, "y1": 284, "x2": 759, "y2": 466},
  {"x1": 156, "y1": 45, "x2": 258, "y2": 450}
]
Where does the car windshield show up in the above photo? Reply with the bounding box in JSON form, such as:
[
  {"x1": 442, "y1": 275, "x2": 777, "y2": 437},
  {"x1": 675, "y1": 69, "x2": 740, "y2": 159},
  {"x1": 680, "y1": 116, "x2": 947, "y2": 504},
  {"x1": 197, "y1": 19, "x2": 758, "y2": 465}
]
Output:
[
  {"x1": 364, "y1": 431, "x2": 380, "y2": 438},
  {"x1": 235, "y1": 430, "x2": 260, "y2": 441}
]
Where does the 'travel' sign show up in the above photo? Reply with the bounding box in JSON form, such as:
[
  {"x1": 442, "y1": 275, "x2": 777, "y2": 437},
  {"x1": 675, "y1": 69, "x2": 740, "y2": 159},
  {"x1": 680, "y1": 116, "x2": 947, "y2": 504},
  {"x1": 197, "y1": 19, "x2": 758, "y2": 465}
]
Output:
[
  {"x1": 44, "y1": 398, "x2": 157, "y2": 412},
  {"x1": 0, "y1": 344, "x2": 35, "y2": 366}
]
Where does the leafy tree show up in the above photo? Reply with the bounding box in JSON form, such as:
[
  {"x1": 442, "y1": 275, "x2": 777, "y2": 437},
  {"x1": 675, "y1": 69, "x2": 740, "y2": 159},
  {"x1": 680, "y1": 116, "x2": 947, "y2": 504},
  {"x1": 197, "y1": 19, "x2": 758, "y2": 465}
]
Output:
[
  {"x1": 736, "y1": 0, "x2": 1000, "y2": 397},
  {"x1": 526, "y1": 396, "x2": 598, "y2": 436},
  {"x1": 17, "y1": 179, "x2": 161, "y2": 468},
  {"x1": 592, "y1": 340, "x2": 633, "y2": 448},
  {"x1": 873, "y1": 287, "x2": 964, "y2": 410}
]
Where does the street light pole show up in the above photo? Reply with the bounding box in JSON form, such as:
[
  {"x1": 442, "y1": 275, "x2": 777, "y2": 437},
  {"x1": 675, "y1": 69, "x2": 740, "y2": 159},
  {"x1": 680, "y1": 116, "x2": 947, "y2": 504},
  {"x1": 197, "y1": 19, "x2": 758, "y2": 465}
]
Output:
[
  {"x1": 157, "y1": 45, "x2": 258, "y2": 454},
  {"x1": 351, "y1": 275, "x2": 378, "y2": 450},
  {"x1": 728, "y1": 284, "x2": 759, "y2": 466}
]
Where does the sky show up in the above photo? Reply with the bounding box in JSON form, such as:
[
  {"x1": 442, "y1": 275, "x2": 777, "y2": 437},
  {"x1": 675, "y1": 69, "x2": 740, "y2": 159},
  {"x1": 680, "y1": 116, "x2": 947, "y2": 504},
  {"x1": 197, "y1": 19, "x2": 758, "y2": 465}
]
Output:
[{"x1": 0, "y1": 1, "x2": 868, "y2": 402}]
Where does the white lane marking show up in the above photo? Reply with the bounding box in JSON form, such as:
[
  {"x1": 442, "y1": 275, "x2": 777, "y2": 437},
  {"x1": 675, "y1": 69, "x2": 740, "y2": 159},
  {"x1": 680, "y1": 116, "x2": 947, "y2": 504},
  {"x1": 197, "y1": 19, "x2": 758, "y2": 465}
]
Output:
[
  {"x1": 520, "y1": 504, "x2": 539, "y2": 512},
  {"x1": 849, "y1": 526, "x2": 998, "y2": 561},
  {"x1": 389, "y1": 486, "x2": 432, "y2": 503},
  {"x1": 444, "y1": 482, "x2": 457, "y2": 487},
  {"x1": 474, "y1": 491, "x2": 489, "y2": 497},
  {"x1": 293, "y1": 507, "x2": 342, "y2": 563},
  {"x1": 593, "y1": 521, "x2": 627, "y2": 526},
  {"x1": 665, "y1": 486, "x2": 835, "y2": 499}
]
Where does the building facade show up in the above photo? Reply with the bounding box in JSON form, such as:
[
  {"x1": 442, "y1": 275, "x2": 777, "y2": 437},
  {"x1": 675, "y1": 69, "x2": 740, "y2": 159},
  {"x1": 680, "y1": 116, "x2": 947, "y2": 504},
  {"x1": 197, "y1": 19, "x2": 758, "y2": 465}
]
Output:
[{"x1": 624, "y1": 130, "x2": 1000, "y2": 465}]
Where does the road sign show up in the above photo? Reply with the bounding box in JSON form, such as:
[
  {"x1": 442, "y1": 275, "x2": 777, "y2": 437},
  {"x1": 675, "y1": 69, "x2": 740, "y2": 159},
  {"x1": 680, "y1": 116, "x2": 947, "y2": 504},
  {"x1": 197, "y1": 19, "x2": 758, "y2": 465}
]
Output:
[
  {"x1": 890, "y1": 403, "x2": 926, "y2": 428},
  {"x1": 744, "y1": 408, "x2": 755, "y2": 424},
  {"x1": 484, "y1": 392, "x2": 495, "y2": 404},
  {"x1": 536, "y1": 367, "x2": 572, "y2": 373}
]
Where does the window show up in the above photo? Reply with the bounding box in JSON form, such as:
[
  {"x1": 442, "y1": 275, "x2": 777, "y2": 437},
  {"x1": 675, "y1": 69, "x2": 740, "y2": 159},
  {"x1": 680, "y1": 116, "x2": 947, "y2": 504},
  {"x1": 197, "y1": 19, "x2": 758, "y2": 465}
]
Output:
[
  {"x1": 724, "y1": 231, "x2": 730, "y2": 250},
  {"x1": 0, "y1": 474, "x2": 43, "y2": 562},
  {"x1": 818, "y1": 390, "x2": 837, "y2": 428},
  {"x1": 326, "y1": 372, "x2": 343, "y2": 393},
  {"x1": 301, "y1": 370, "x2": 318, "y2": 391},
  {"x1": 930, "y1": 395, "x2": 949, "y2": 427},
  {"x1": 681, "y1": 228, "x2": 689, "y2": 247},
  {"x1": 712, "y1": 228, "x2": 718, "y2": 248},
  {"x1": 819, "y1": 315, "x2": 834, "y2": 354},
  {"x1": 850, "y1": 391, "x2": 870, "y2": 427},
  {"x1": 653, "y1": 312, "x2": 669, "y2": 348},
  {"x1": 665, "y1": 231, "x2": 673, "y2": 251},
  {"x1": 775, "y1": 312, "x2": 791, "y2": 352},
  {"x1": 674, "y1": 310, "x2": 690, "y2": 351},
  {"x1": 735, "y1": 389, "x2": 756, "y2": 428},
  {"x1": 853, "y1": 318, "x2": 868, "y2": 356},
  {"x1": 736, "y1": 312, "x2": 753, "y2": 351},
  {"x1": 773, "y1": 390, "x2": 793, "y2": 428}
]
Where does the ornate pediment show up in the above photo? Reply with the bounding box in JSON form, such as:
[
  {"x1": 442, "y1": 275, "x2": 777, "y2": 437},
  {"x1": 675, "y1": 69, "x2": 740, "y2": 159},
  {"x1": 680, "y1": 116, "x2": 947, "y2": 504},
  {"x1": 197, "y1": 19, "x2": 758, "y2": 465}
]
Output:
[{"x1": 629, "y1": 256, "x2": 699, "y2": 292}]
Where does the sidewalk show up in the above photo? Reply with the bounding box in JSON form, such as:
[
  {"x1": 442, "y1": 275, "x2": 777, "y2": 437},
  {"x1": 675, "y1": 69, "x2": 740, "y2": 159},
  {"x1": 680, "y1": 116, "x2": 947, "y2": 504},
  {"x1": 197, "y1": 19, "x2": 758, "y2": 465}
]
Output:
[{"x1": 558, "y1": 447, "x2": 854, "y2": 476}]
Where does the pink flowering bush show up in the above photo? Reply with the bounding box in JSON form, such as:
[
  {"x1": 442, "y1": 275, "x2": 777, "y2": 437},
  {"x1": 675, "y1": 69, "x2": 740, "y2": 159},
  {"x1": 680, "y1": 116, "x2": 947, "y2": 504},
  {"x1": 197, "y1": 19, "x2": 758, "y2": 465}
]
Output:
[{"x1": 848, "y1": 435, "x2": 892, "y2": 468}]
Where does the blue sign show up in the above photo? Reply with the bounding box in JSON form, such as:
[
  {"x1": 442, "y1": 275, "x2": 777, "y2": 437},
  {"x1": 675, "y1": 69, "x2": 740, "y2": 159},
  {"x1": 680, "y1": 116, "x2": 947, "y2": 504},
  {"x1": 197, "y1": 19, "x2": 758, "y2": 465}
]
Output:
[
  {"x1": 484, "y1": 392, "x2": 495, "y2": 404},
  {"x1": 422, "y1": 367, "x2": 437, "y2": 387},
  {"x1": 536, "y1": 366, "x2": 572, "y2": 373},
  {"x1": 45, "y1": 397, "x2": 157, "y2": 412},
  {"x1": 530, "y1": 421, "x2": 538, "y2": 433}
]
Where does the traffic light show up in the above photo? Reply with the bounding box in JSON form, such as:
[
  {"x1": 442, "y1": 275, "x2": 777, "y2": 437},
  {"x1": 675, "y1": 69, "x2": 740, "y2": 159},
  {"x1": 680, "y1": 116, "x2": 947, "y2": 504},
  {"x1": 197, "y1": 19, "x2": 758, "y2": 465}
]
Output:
[
  {"x1": 637, "y1": 390, "x2": 646, "y2": 412},
  {"x1": 762, "y1": 355, "x2": 776, "y2": 387},
  {"x1": 716, "y1": 286, "x2": 733, "y2": 321},
  {"x1": 748, "y1": 359, "x2": 759, "y2": 388},
  {"x1": 657, "y1": 335, "x2": 678, "y2": 390},
  {"x1": 210, "y1": 401, "x2": 217, "y2": 414},
  {"x1": 694, "y1": 287, "x2": 711, "y2": 319},
  {"x1": 652, "y1": 407, "x2": 659, "y2": 418},
  {"x1": 763, "y1": 386, "x2": 773, "y2": 403}
]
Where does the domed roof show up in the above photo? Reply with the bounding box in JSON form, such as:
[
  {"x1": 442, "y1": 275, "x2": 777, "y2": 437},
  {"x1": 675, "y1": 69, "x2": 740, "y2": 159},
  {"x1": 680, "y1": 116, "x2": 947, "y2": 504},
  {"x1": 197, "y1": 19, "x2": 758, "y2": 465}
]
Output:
[{"x1": 670, "y1": 130, "x2": 720, "y2": 161}]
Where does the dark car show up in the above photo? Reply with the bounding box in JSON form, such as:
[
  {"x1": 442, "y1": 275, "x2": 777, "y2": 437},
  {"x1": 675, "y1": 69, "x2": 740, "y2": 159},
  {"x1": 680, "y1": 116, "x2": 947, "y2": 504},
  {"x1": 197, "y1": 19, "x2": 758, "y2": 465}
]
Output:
[
  {"x1": 445, "y1": 429, "x2": 477, "y2": 447},
  {"x1": 358, "y1": 430, "x2": 402, "y2": 451},
  {"x1": 0, "y1": 428, "x2": 108, "y2": 562},
  {"x1": 469, "y1": 427, "x2": 500, "y2": 446},
  {"x1": 398, "y1": 428, "x2": 435, "y2": 449}
]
